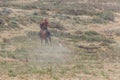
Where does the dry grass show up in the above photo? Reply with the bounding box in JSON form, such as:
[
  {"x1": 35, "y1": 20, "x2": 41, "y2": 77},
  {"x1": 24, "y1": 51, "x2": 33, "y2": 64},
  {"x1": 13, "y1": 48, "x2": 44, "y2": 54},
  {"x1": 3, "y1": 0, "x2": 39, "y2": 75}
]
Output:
[
  {"x1": 0, "y1": 30, "x2": 120, "y2": 80},
  {"x1": 0, "y1": 0, "x2": 120, "y2": 80}
]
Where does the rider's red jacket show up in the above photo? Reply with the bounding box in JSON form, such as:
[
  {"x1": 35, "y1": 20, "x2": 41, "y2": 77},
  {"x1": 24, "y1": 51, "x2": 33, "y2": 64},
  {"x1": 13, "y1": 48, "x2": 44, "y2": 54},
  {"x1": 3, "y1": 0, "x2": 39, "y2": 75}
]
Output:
[{"x1": 40, "y1": 21, "x2": 49, "y2": 29}]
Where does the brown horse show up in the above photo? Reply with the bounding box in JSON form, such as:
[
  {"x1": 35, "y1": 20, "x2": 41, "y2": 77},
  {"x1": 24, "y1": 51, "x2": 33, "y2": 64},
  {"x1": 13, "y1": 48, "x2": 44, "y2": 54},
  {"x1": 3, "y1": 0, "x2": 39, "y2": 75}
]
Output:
[{"x1": 39, "y1": 28, "x2": 51, "y2": 44}]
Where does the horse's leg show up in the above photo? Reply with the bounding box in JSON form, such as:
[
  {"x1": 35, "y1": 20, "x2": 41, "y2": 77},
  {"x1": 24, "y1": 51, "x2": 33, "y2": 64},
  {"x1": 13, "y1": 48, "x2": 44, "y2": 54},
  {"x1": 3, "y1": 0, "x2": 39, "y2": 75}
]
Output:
[
  {"x1": 48, "y1": 36, "x2": 51, "y2": 44},
  {"x1": 41, "y1": 38, "x2": 43, "y2": 44},
  {"x1": 47, "y1": 30, "x2": 51, "y2": 44},
  {"x1": 40, "y1": 34, "x2": 43, "y2": 44},
  {"x1": 45, "y1": 38, "x2": 48, "y2": 45},
  {"x1": 39, "y1": 32, "x2": 43, "y2": 44}
]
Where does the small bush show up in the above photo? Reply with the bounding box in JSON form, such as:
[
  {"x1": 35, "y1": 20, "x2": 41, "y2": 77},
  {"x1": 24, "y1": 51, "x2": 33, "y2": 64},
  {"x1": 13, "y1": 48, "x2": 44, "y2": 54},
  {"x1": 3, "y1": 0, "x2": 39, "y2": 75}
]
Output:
[
  {"x1": 0, "y1": 18, "x2": 5, "y2": 26},
  {"x1": 80, "y1": 35, "x2": 101, "y2": 42},
  {"x1": 85, "y1": 31, "x2": 99, "y2": 36},
  {"x1": 3, "y1": 38, "x2": 9, "y2": 43},
  {"x1": 8, "y1": 70, "x2": 17, "y2": 77},
  {"x1": 79, "y1": 31, "x2": 115, "y2": 43},
  {"x1": 91, "y1": 11, "x2": 115, "y2": 24},
  {"x1": 73, "y1": 17, "x2": 81, "y2": 24},
  {"x1": 9, "y1": 20, "x2": 19, "y2": 29},
  {"x1": 100, "y1": 42, "x2": 110, "y2": 46},
  {"x1": 61, "y1": 9, "x2": 96, "y2": 16},
  {"x1": 33, "y1": 12, "x2": 39, "y2": 16},
  {"x1": 2, "y1": 8, "x2": 12, "y2": 15},
  {"x1": 50, "y1": 20, "x2": 65, "y2": 30},
  {"x1": 29, "y1": 15, "x2": 42, "y2": 23},
  {"x1": 53, "y1": 13, "x2": 71, "y2": 20},
  {"x1": 41, "y1": 10, "x2": 48, "y2": 16},
  {"x1": 96, "y1": 11, "x2": 115, "y2": 22},
  {"x1": 20, "y1": 4, "x2": 38, "y2": 10},
  {"x1": 92, "y1": 16, "x2": 107, "y2": 24},
  {"x1": 28, "y1": 12, "x2": 42, "y2": 23},
  {"x1": 73, "y1": 17, "x2": 93, "y2": 25},
  {"x1": 115, "y1": 29, "x2": 120, "y2": 36}
]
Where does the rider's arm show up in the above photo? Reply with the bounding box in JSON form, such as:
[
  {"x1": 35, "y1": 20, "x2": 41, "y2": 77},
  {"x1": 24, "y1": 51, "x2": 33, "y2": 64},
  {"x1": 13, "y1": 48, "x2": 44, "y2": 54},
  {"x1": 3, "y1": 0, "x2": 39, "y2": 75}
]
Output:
[{"x1": 40, "y1": 22, "x2": 44, "y2": 28}]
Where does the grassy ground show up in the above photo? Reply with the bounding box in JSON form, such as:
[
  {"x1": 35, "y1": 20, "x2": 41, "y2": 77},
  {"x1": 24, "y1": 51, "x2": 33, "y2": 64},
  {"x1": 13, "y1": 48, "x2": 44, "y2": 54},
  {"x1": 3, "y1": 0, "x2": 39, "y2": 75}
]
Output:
[
  {"x1": 0, "y1": 0, "x2": 120, "y2": 80},
  {"x1": 0, "y1": 30, "x2": 120, "y2": 80}
]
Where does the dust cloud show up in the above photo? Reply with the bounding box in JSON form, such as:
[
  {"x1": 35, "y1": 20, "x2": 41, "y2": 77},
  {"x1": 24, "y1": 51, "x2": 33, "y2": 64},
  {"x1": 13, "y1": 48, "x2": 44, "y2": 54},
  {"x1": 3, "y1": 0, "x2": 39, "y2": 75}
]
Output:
[{"x1": 27, "y1": 39, "x2": 74, "y2": 67}]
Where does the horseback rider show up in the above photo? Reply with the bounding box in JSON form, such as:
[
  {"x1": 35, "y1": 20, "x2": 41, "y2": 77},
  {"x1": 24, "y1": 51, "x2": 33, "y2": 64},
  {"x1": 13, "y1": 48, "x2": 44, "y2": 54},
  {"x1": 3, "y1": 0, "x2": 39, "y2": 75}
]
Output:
[
  {"x1": 39, "y1": 18, "x2": 51, "y2": 40},
  {"x1": 40, "y1": 18, "x2": 49, "y2": 30}
]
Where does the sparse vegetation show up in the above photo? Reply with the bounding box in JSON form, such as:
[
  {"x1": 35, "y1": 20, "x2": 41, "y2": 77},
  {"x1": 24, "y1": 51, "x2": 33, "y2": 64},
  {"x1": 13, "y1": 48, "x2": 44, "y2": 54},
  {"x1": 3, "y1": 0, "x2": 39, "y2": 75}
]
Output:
[
  {"x1": 96, "y1": 11, "x2": 115, "y2": 22},
  {"x1": 9, "y1": 20, "x2": 19, "y2": 29},
  {"x1": 2, "y1": 8, "x2": 12, "y2": 15},
  {"x1": 50, "y1": 21, "x2": 65, "y2": 30},
  {"x1": 92, "y1": 16, "x2": 107, "y2": 24},
  {"x1": 84, "y1": 31, "x2": 99, "y2": 36},
  {"x1": 0, "y1": 0, "x2": 120, "y2": 80},
  {"x1": 0, "y1": 18, "x2": 5, "y2": 26}
]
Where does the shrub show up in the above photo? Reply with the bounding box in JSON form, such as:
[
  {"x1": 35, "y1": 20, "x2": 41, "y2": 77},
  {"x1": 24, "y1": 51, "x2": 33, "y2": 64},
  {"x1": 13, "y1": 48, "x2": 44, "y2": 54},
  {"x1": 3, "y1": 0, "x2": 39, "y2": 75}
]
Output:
[
  {"x1": 0, "y1": 18, "x2": 5, "y2": 26},
  {"x1": 96, "y1": 11, "x2": 115, "y2": 22},
  {"x1": 8, "y1": 70, "x2": 17, "y2": 77},
  {"x1": 114, "y1": 29, "x2": 120, "y2": 36},
  {"x1": 29, "y1": 15, "x2": 42, "y2": 23},
  {"x1": 79, "y1": 31, "x2": 115, "y2": 43},
  {"x1": 41, "y1": 10, "x2": 48, "y2": 16},
  {"x1": 53, "y1": 13, "x2": 71, "y2": 20},
  {"x1": 85, "y1": 31, "x2": 99, "y2": 36},
  {"x1": 80, "y1": 35, "x2": 102, "y2": 42},
  {"x1": 50, "y1": 20, "x2": 65, "y2": 30},
  {"x1": 9, "y1": 20, "x2": 19, "y2": 29},
  {"x1": 20, "y1": 4, "x2": 38, "y2": 10},
  {"x1": 33, "y1": 12, "x2": 39, "y2": 16},
  {"x1": 2, "y1": 8, "x2": 12, "y2": 15},
  {"x1": 92, "y1": 16, "x2": 107, "y2": 24},
  {"x1": 61, "y1": 8, "x2": 96, "y2": 16},
  {"x1": 92, "y1": 11, "x2": 115, "y2": 24}
]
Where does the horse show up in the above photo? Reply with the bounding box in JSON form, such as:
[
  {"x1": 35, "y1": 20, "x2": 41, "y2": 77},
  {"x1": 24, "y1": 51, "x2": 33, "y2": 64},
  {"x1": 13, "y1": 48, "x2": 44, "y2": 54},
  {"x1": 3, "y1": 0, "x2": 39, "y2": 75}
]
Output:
[{"x1": 39, "y1": 27, "x2": 51, "y2": 44}]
